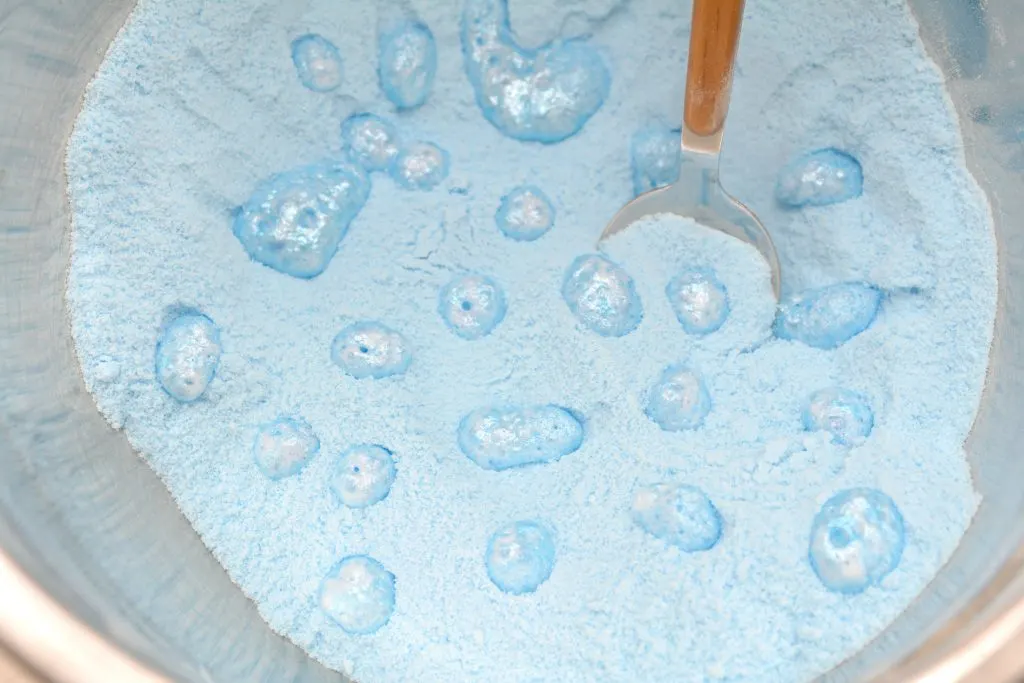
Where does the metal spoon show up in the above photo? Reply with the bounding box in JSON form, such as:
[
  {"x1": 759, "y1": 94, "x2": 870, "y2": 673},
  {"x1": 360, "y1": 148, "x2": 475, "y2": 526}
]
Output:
[{"x1": 599, "y1": 0, "x2": 781, "y2": 300}]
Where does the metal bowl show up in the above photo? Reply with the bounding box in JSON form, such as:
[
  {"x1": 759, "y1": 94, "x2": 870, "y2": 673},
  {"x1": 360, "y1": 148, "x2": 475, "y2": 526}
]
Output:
[{"x1": 1, "y1": 1, "x2": 1022, "y2": 681}]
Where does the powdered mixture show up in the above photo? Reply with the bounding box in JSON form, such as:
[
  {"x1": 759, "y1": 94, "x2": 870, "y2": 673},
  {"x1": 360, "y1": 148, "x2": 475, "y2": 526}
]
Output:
[{"x1": 66, "y1": 0, "x2": 996, "y2": 680}]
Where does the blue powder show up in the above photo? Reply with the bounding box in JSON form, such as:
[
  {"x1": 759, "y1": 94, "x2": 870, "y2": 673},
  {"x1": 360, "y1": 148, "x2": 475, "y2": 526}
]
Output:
[{"x1": 66, "y1": 0, "x2": 997, "y2": 681}]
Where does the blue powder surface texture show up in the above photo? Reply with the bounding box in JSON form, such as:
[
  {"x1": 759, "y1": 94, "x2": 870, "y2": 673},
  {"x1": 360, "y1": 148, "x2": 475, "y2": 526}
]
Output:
[{"x1": 67, "y1": 0, "x2": 996, "y2": 681}]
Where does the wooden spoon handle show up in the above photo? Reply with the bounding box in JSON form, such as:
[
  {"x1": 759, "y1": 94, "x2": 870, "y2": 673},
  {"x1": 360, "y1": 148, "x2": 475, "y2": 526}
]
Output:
[{"x1": 683, "y1": 0, "x2": 745, "y2": 140}]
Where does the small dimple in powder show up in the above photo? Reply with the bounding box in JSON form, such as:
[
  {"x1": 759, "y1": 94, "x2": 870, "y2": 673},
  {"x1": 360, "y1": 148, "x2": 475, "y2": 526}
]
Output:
[{"x1": 66, "y1": 0, "x2": 996, "y2": 681}]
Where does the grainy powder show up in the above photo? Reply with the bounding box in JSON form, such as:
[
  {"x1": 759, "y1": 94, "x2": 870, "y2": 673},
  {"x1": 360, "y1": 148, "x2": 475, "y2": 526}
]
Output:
[{"x1": 66, "y1": 0, "x2": 997, "y2": 680}]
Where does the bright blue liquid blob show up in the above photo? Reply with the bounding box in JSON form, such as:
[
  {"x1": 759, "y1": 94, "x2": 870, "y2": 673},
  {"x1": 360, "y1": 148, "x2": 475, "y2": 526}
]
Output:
[
  {"x1": 809, "y1": 488, "x2": 905, "y2": 594},
  {"x1": 438, "y1": 274, "x2": 507, "y2": 340},
  {"x1": 460, "y1": 0, "x2": 610, "y2": 143},
  {"x1": 776, "y1": 148, "x2": 863, "y2": 208},
  {"x1": 458, "y1": 405, "x2": 583, "y2": 471},
  {"x1": 775, "y1": 282, "x2": 882, "y2": 349},
  {"x1": 232, "y1": 162, "x2": 370, "y2": 279},
  {"x1": 561, "y1": 254, "x2": 643, "y2": 337},
  {"x1": 495, "y1": 185, "x2": 555, "y2": 241},
  {"x1": 330, "y1": 322, "x2": 412, "y2": 379},
  {"x1": 253, "y1": 416, "x2": 320, "y2": 480},
  {"x1": 155, "y1": 312, "x2": 222, "y2": 403},
  {"x1": 630, "y1": 127, "x2": 681, "y2": 196},
  {"x1": 803, "y1": 388, "x2": 874, "y2": 446},
  {"x1": 378, "y1": 21, "x2": 437, "y2": 110},
  {"x1": 486, "y1": 520, "x2": 556, "y2": 595},
  {"x1": 645, "y1": 365, "x2": 711, "y2": 432},
  {"x1": 389, "y1": 141, "x2": 449, "y2": 190},
  {"x1": 290, "y1": 34, "x2": 344, "y2": 93},
  {"x1": 319, "y1": 555, "x2": 396, "y2": 634},
  {"x1": 330, "y1": 444, "x2": 397, "y2": 508},
  {"x1": 341, "y1": 113, "x2": 401, "y2": 173},
  {"x1": 632, "y1": 483, "x2": 722, "y2": 553},
  {"x1": 666, "y1": 268, "x2": 730, "y2": 335}
]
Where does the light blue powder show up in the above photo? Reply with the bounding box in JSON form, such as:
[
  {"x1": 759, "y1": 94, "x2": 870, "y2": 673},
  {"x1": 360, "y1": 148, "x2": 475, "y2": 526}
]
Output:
[{"x1": 66, "y1": 0, "x2": 996, "y2": 681}]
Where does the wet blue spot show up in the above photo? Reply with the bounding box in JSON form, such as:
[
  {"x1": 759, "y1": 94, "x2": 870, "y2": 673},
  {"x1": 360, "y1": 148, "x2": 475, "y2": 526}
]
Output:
[
  {"x1": 460, "y1": 0, "x2": 610, "y2": 143},
  {"x1": 331, "y1": 322, "x2": 411, "y2": 379},
  {"x1": 155, "y1": 313, "x2": 222, "y2": 403},
  {"x1": 232, "y1": 162, "x2": 370, "y2": 279},
  {"x1": 320, "y1": 555, "x2": 396, "y2": 634},
  {"x1": 562, "y1": 254, "x2": 643, "y2": 337},
  {"x1": 776, "y1": 148, "x2": 863, "y2": 208},
  {"x1": 809, "y1": 488, "x2": 904, "y2": 594},
  {"x1": 389, "y1": 141, "x2": 450, "y2": 190},
  {"x1": 645, "y1": 365, "x2": 712, "y2": 432},
  {"x1": 632, "y1": 483, "x2": 722, "y2": 552},
  {"x1": 330, "y1": 444, "x2": 397, "y2": 508},
  {"x1": 666, "y1": 268, "x2": 729, "y2": 335},
  {"x1": 253, "y1": 416, "x2": 320, "y2": 480},
  {"x1": 458, "y1": 404, "x2": 583, "y2": 471},
  {"x1": 341, "y1": 113, "x2": 401, "y2": 172},
  {"x1": 630, "y1": 127, "x2": 680, "y2": 196},
  {"x1": 291, "y1": 34, "x2": 343, "y2": 92},
  {"x1": 775, "y1": 282, "x2": 882, "y2": 349},
  {"x1": 378, "y1": 20, "x2": 437, "y2": 109},
  {"x1": 803, "y1": 388, "x2": 874, "y2": 446},
  {"x1": 438, "y1": 274, "x2": 507, "y2": 339},
  {"x1": 495, "y1": 185, "x2": 555, "y2": 241},
  {"x1": 486, "y1": 521, "x2": 556, "y2": 594}
]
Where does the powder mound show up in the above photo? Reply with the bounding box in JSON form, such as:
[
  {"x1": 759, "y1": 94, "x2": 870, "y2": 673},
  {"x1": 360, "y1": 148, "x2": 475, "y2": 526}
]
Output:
[
  {"x1": 775, "y1": 282, "x2": 882, "y2": 349},
  {"x1": 330, "y1": 322, "x2": 412, "y2": 379},
  {"x1": 319, "y1": 555, "x2": 396, "y2": 635},
  {"x1": 632, "y1": 483, "x2": 722, "y2": 552},
  {"x1": 495, "y1": 184, "x2": 555, "y2": 241},
  {"x1": 458, "y1": 404, "x2": 583, "y2": 471},
  {"x1": 460, "y1": 0, "x2": 610, "y2": 143},
  {"x1": 438, "y1": 273, "x2": 508, "y2": 340},
  {"x1": 561, "y1": 254, "x2": 643, "y2": 337},
  {"x1": 809, "y1": 488, "x2": 905, "y2": 594},
  {"x1": 645, "y1": 365, "x2": 712, "y2": 432},
  {"x1": 485, "y1": 520, "x2": 556, "y2": 594},
  {"x1": 802, "y1": 388, "x2": 874, "y2": 446},
  {"x1": 776, "y1": 148, "x2": 863, "y2": 208},
  {"x1": 341, "y1": 113, "x2": 401, "y2": 173},
  {"x1": 330, "y1": 444, "x2": 397, "y2": 509},
  {"x1": 291, "y1": 33, "x2": 344, "y2": 93},
  {"x1": 666, "y1": 267, "x2": 730, "y2": 336},
  {"x1": 232, "y1": 161, "x2": 370, "y2": 279},
  {"x1": 378, "y1": 20, "x2": 437, "y2": 109},
  {"x1": 154, "y1": 312, "x2": 222, "y2": 403},
  {"x1": 253, "y1": 416, "x2": 320, "y2": 480}
]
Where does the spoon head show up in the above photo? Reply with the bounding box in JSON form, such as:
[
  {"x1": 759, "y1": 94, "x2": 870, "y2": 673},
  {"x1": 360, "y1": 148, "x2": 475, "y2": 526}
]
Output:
[{"x1": 599, "y1": 181, "x2": 782, "y2": 301}]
